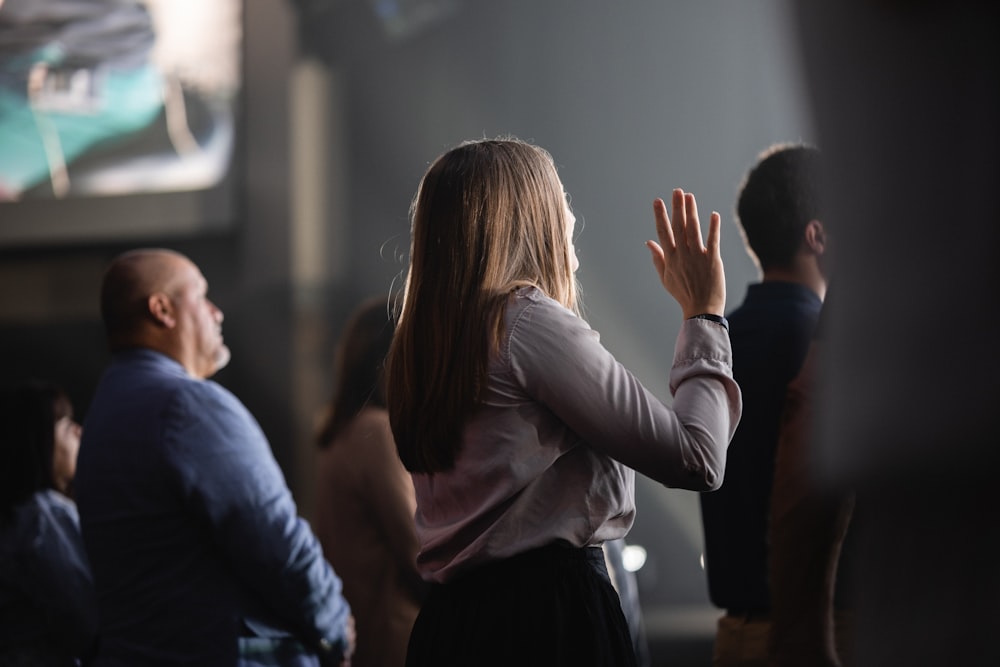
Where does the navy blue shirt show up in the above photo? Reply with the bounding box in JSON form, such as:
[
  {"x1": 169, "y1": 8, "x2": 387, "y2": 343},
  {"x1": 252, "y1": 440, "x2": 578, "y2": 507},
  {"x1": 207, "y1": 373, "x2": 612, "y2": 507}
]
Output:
[
  {"x1": 699, "y1": 282, "x2": 822, "y2": 613},
  {"x1": 77, "y1": 349, "x2": 351, "y2": 666}
]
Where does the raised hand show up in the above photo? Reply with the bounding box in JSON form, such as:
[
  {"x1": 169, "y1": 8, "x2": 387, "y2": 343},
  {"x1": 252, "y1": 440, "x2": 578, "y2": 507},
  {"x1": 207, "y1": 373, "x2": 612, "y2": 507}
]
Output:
[{"x1": 646, "y1": 188, "x2": 726, "y2": 320}]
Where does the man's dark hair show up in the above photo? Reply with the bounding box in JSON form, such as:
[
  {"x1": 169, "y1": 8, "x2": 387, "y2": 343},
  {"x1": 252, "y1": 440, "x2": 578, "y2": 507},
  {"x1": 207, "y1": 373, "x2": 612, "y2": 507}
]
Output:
[{"x1": 736, "y1": 144, "x2": 824, "y2": 271}]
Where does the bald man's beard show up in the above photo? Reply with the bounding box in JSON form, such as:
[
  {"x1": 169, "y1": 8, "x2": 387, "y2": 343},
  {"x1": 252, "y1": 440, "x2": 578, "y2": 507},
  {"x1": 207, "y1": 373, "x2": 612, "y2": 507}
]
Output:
[{"x1": 212, "y1": 344, "x2": 232, "y2": 375}]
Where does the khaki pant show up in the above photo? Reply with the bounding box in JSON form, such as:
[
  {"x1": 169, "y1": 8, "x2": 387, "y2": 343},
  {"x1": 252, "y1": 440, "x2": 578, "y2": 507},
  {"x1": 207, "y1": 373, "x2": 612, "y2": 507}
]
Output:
[{"x1": 713, "y1": 613, "x2": 771, "y2": 667}]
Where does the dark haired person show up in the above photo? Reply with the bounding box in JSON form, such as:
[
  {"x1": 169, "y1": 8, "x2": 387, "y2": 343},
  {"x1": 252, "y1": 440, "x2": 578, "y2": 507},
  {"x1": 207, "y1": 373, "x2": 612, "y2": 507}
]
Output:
[
  {"x1": 76, "y1": 248, "x2": 354, "y2": 666},
  {"x1": 314, "y1": 297, "x2": 425, "y2": 667},
  {"x1": 386, "y1": 138, "x2": 741, "y2": 666},
  {"x1": 0, "y1": 380, "x2": 98, "y2": 665},
  {"x1": 699, "y1": 144, "x2": 830, "y2": 667}
]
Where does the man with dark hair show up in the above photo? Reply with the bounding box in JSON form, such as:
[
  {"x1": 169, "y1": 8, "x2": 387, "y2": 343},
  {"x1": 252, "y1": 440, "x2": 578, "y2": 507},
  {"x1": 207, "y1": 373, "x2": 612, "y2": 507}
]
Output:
[
  {"x1": 76, "y1": 248, "x2": 354, "y2": 666},
  {"x1": 699, "y1": 144, "x2": 829, "y2": 667}
]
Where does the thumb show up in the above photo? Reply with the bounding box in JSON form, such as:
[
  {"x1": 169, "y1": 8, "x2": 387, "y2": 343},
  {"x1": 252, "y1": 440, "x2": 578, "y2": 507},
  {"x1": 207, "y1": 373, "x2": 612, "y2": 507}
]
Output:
[{"x1": 646, "y1": 240, "x2": 665, "y2": 277}]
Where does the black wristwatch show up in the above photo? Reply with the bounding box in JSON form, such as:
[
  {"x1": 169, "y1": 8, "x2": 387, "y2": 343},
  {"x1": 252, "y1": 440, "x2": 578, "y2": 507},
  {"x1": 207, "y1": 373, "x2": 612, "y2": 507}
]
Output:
[{"x1": 689, "y1": 313, "x2": 730, "y2": 332}]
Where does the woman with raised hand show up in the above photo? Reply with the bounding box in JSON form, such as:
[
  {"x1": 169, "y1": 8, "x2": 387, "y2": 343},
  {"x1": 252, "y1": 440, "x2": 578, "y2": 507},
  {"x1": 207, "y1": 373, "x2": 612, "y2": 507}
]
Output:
[{"x1": 386, "y1": 137, "x2": 741, "y2": 667}]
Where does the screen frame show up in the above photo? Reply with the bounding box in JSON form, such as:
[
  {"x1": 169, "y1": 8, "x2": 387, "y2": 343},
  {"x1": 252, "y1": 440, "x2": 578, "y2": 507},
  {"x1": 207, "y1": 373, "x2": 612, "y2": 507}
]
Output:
[{"x1": 0, "y1": 0, "x2": 245, "y2": 249}]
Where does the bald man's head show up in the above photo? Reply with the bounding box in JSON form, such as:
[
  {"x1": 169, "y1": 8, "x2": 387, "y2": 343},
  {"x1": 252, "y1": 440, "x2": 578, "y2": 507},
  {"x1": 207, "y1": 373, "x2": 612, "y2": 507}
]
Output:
[
  {"x1": 101, "y1": 249, "x2": 184, "y2": 347},
  {"x1": 100, "y1": 249, "x2": 229, "y2": 378}
]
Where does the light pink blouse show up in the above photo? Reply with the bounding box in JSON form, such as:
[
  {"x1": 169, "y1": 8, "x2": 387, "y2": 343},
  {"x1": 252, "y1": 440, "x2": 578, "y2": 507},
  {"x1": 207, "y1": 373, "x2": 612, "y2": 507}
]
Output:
[{"x1": 413, "y1": 287, "x2": 742, "y2": 582}]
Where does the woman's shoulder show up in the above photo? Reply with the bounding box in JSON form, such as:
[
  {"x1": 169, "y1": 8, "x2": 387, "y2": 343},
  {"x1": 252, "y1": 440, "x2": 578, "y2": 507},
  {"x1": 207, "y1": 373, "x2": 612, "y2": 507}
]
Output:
[
  {"x1": 9, "y1": 490, "x2": 77, "y2": 524},
  {"x1": 37, "y1": 488, "x2": 78, "y2": 515},
  {"x1": 497, "y1": 286, "x2": 596, "y2": 371},
  {"x1": 0, "y1": 490, "x2": 80, "y2": 558},
  {"x1": 350, "y1": 405, "x2": 391, "y2": 432},
  {"x1": 510, "y1": 284, "x2": 557, "y2": 306},
  {"x1": 506, "y1": 285, "x2": 578, "y2": 324},
  {"x1": 506, "y1": 286, "x2": 589, "y2": 336},
  {"x1": 329, "y1": 407, "x2": 393, "y2": 451}
]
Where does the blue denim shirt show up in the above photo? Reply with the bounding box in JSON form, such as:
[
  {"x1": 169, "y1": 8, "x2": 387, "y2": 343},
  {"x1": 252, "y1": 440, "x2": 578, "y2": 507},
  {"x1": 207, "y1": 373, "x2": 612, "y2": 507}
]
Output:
[{"x1": 77, "y1": 349, "x2": 351, "y2": 666}]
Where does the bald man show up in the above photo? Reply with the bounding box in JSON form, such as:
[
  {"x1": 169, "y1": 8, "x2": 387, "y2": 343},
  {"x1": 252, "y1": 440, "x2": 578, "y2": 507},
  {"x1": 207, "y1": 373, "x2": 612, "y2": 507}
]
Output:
[{"x1": 76, "y1": 249, "x2": 354, "y2": 667}]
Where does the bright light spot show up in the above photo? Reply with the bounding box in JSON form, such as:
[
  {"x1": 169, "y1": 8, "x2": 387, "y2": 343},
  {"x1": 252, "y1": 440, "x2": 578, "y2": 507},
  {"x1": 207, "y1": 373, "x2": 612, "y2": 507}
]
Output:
[
  {"x1": 699, "y1": 552, "x2": 705, "y2": 570},
  {"x1": 622, "y1": 544, "x2": 647, "y2": 572}
]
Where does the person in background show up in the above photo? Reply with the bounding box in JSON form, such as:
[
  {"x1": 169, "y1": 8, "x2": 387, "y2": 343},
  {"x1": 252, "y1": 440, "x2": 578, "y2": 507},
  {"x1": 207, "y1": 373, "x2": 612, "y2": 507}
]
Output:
[
  {"x1": 0, "y1": 380, "x2": 98, "y2": 666},
  {"x1": 313, "y1": 296, "x2": 425, "y2": 667},
  {"x1": 386, "y1": 137, "x2": 741, "y2": 666},
  {"x1": 698, "y1": 144, "x2": 830, "y2": 667},
  {"x1": 767, "y1": 293, "x2": 856, "y2": 667},
  {"x1": 75, "y1": 248, "x2": 354, "y2": 667},
  {"x1": 793, "y1": 2, "x2": 1000, "y2": 664}
]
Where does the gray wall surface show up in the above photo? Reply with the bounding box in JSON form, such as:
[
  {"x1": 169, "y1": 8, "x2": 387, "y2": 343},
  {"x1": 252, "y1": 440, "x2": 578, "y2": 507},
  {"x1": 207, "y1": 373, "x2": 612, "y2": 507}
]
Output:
[{"x1": 0, "y1": 1, "x2": 816, "y2": 664}]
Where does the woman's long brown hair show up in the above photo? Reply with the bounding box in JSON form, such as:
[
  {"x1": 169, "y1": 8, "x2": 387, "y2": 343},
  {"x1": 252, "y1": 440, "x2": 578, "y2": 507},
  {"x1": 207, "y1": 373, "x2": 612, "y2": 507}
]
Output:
[{"x1": 386, "y1": 138, "x2": 578, "y2": 473}]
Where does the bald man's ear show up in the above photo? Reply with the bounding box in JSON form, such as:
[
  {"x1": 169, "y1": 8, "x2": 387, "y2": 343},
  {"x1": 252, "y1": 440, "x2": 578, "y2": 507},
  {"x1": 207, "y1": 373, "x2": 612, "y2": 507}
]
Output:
[{"x1": 148, "y1": 293, "x2": 177, "y2": 328}]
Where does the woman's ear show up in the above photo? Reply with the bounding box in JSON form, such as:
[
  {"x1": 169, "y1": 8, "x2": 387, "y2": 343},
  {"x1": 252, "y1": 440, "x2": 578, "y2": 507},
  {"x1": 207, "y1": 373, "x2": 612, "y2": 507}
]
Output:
[
  {"x1": 148, "y1": 293, "x2": 176, "y2": 328},
  {"x1": 804, "y1": 219, "x2": 827, "y2": 256}
]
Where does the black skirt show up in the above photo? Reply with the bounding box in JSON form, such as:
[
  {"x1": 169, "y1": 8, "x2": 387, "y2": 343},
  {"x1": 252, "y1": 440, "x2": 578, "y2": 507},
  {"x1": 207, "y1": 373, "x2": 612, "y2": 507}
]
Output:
[{"x1": 405, "y1": 542, "x2": 638, "y2": 667}]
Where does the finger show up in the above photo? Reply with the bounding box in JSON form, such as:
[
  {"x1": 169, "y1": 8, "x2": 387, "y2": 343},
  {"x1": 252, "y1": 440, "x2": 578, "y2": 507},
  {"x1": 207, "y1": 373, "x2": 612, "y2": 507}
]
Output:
[
  {"x1": 684, "y1": 192, "x2": 704, "y2": 249},
  {"x1": 706, "y1": 210, "x2": 722, "y2": 255},
  {"x1": 646, "y1": 240, "x2": 666, "y2": 277},
  {"x1": 653, "y1": 198, "x2": 675, "y2": 249},
  {"x1": 670, "y1": 189, "x2": 686, "y2": 247}
]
